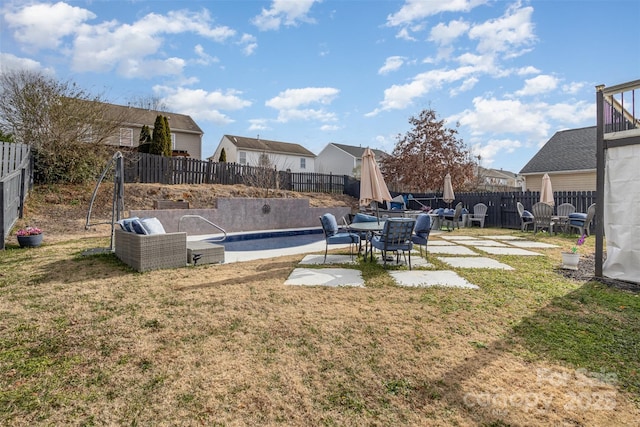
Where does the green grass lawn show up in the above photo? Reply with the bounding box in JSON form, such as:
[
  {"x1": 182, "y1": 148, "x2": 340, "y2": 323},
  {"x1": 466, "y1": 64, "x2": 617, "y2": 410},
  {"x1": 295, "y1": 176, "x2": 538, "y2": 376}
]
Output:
[{"x1": 1, "y1": 228, "x2": 638, "y2": 426}]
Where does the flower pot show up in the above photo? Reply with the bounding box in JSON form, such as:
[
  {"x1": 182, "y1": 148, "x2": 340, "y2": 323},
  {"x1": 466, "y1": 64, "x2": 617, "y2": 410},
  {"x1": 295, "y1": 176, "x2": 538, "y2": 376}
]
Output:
[
  {"x1": 17, "y1": 233, "x2": 43, "y2": 248},
  {"x1": 561, "y1": 252, "x2": 579, "y2": 270}
]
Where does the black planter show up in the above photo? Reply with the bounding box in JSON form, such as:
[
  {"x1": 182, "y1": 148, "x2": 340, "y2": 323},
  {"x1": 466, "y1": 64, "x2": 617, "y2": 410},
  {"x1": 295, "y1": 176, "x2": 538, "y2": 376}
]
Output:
[{"x1": 17, "y1": 233, "x2": 44, "y2": 248}]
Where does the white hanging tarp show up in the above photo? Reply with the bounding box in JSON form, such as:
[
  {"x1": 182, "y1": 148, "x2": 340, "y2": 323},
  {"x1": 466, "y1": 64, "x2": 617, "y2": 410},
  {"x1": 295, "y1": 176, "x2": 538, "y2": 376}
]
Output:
[{"x1": 603, "y1": 143, "x2": 640, "y2": 283}]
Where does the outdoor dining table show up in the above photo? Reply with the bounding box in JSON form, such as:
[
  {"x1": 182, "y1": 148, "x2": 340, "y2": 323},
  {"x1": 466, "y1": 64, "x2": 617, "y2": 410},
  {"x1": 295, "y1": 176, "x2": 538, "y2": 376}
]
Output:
[
  {"x1": 552, "y1": 216, "x2": 569, "y2": 234},
  {"x1": 347, "y1": 220, "x2": 386, "y2": 261}
]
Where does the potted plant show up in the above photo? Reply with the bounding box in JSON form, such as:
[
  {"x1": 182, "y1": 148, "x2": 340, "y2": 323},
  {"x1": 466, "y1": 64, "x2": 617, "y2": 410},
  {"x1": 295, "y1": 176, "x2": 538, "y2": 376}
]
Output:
[
  {"x1": 16, "y1": 226, "x2": 43, "y2": 248},
  {"x1": 561, "y1": 234, "x2": 586, "y2": 270}
]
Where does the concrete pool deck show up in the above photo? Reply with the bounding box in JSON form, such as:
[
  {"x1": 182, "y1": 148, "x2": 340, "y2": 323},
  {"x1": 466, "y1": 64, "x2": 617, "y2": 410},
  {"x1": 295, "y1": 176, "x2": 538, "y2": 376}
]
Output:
[{"x1": 190, "y1": 231, "x2": 559, "y2": 288}]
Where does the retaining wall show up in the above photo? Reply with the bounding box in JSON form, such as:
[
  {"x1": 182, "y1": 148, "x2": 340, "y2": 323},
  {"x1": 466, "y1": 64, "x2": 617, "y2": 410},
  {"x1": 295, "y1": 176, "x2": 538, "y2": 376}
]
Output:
[{"x1": 130, "y1": 197, "x2": 351, "y2": 235}]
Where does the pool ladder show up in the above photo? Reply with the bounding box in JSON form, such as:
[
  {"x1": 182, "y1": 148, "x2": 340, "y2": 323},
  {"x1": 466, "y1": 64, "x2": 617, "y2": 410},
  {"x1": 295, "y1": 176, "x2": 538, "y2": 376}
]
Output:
[{"x1": 178, "y1": 215, "x2": 227, "y2": 242}]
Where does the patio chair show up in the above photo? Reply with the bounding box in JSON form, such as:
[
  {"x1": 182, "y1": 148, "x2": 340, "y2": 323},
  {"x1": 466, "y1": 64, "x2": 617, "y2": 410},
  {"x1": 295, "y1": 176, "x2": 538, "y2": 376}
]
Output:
[
  {"x1": 411, "y1": 213, "x2": 431, "y2": 257},
  {"x1": 532, "y1": 202, "x2": 554, "y2": 234},
  {"x1": 555, "y1": 202, "x2": 576, "y2": 233},
  {"x1": 370, "y1": 218, "x2": 415, "y2": 269},
  {"x1": 517, "y1": 202, "x2": 534, "y2": 232},
  {"x1": 441, "y1": 202, "x2": 463, "y2": 231},
  {"x1": 319, "y1": 213, "x2": 360, "y2": 263},
  {"x1": 567, "y1": 203, "x2": 596, "y2": 236},
  {"x1": 468, "y1": 203, "x2": 488, "y2": 228}
]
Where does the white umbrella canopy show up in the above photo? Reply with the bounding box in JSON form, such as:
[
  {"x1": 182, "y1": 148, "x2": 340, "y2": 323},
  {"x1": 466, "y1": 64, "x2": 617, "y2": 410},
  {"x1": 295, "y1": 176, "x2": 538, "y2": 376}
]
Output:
[
  {"x1": 540, "y1": 173, "x2": 554, "y2": 206},
  {"x1": 443, "y1": 173, "x2": 455, "y2": 207},
  {"x1": 359, "y1": 148, "x2": 392, "y2": 216}
]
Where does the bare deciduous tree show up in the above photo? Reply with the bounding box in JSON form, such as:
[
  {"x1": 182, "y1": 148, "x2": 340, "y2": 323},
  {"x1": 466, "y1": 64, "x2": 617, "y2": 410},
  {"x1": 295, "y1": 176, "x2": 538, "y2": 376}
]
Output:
[
  {"x1": 380, "y1": 108, "x2": 475, "y2": 193},
  {"x1": 0, "y1": 69, "x2": 125, "y2": 183}
]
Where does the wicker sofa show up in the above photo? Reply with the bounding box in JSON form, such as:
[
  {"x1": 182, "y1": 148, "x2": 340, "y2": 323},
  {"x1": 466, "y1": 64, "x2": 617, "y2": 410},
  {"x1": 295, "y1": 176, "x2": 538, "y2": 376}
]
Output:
[{"x1": 114, "y1": 229, "x2": 187, "y2": 272}]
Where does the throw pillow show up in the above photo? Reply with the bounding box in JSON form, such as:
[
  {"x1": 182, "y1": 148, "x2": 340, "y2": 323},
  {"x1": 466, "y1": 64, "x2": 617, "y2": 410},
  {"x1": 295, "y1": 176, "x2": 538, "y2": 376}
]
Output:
[{"x1": 140, "y1": 217, "x2": 166, "y2": 235}]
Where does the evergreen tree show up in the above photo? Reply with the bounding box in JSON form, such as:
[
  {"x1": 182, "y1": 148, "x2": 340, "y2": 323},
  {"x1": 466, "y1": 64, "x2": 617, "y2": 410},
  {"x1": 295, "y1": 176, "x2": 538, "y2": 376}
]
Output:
[
  {"x1": 219, "y1": 148, "x2": 227, "y2": 162},
  {"x1": 138, "y1": 125, "x2": 151, "y2": 153},
  {"x1": 150, "y1": 115, "x2": 165, "y2": 155},
  {"x1": 162, "y1": 115, "x2": 172, "y2": 156}
]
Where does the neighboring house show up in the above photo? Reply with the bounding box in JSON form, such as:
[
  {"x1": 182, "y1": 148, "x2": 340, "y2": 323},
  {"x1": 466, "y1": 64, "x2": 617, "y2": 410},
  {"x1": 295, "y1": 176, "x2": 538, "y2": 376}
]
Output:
[
  {"x1": 476, "y1": 166, "x2": 524, "y2": 191},
  {"x1": 210, "y1": 135, "x2": 316, "y2": 173},
  {"x1": 520, "y1": 126, "x2": 596, "y2": 192},
  {"x1": 315, "y1": 143, "x2": 388, "y2": 177},
  {"x1": 101, "y1": 102, "x2": 204, "y2": 159}
]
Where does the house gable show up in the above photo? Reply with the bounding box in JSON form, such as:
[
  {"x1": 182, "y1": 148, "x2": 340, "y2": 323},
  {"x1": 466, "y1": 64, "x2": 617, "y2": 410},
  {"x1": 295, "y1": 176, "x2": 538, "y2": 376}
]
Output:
[
  {"x1": 100, "y1": 102, "x2": 203, "y2": 159},
  {"x1": 520, "y1": 126, "x2": 596, "y2": 191},
  {"x1": 211, "y1": 135, "x2": 316, "y2": 173},
  {"x1": 316, "y1": 143, "x2": 388, "y2": 176}
]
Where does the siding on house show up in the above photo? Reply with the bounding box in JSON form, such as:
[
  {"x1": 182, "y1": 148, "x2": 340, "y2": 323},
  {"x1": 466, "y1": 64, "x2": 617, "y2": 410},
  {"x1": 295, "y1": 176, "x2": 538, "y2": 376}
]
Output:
[
  {"x1": 524, "y1": 170, "x2": 596, "y2": 192},
  {"x1": 101, "y1": 103, "x2": 204, "y2": 159},
  {"x1": 315, "y1": 143, "x2": 387, "y2": 176},
  {"x1": 211, "y1": 135, "x2": 316, "y2": 173}
]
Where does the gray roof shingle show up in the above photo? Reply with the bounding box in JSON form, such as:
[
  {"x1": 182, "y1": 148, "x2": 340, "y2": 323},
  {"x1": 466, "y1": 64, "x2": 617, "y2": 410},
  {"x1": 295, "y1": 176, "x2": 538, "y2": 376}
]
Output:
[
  {"x1": 520, "y1": 126, "x2": 596, "y2": 174},
  {"x1": 330, "y1": 143, "x2": 387, "y2": 159},
  {"x1": 225, "y1": 135, "x2": 315, "y2": 157}
]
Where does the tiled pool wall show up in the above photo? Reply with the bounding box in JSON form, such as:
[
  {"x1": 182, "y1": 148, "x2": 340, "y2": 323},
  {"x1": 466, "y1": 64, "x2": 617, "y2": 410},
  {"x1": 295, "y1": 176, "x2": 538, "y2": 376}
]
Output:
[{"x1": 130, "y1": 197, "x2": 351, "y2": 235}]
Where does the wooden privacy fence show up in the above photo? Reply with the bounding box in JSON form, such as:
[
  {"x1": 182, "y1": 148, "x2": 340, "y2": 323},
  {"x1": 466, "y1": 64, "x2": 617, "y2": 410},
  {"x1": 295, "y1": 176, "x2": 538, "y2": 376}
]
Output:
[
  {"x1": 399, "y1": 190, "x2": 597, "y2": 230},
  {"x1": 1, "y1": 142, "x2": 32, "y2": 250},
  {"x1": 122, "y1": 152, "x2": 348, "y2": 193}
]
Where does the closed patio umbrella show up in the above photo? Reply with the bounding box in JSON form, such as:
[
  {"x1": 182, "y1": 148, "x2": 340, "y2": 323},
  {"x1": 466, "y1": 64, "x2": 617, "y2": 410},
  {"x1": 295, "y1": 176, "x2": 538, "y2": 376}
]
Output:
[
  {"x1": 359, "y1": 147, "x2": 392, "y2": 221},
  {"x1": 540, "y1": 173, "x2": 554, "y2": 206},
  {"x1": 443, "y1": 173, "x2": 455, "y2": 207}
]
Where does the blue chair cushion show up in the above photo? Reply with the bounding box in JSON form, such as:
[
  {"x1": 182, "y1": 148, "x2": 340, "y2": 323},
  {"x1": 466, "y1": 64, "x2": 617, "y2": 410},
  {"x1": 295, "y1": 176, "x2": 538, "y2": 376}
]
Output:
[
  {"x1": 327, "y1": 232, "x2": 360, "y2": 244},
  {"x1": 461, "y1": 208, "x2": 469, "y2": 215},
  {"x1": 522, "y1": 210, "x2": 533, "y2": 219},
  {"x1": 414, "y1": 214, "x2": 431, "y2": 237},
  {"x1": 371, "y1": 235, "x2": 412, "y2": 251},
  {"x1": 568, "y1": 213, "x2": 587, "y2": 220},
  {"x1": 353, "y1": 213, "x2": 379, "y2": 223},
  {"x1": 411, "y1": 235, "x2": 428, "y2": 245},
  {"x1": 390, "y1": 202, "x2": 403, "y2": 210},
  {"x1": 320, "y1": 214, "x2": 338, "y2": 236}
]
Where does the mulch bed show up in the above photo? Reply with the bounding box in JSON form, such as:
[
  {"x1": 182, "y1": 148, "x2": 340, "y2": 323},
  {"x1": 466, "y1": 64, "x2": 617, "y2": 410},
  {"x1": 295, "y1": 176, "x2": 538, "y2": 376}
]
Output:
[{"x1": 556, "y1": 252, "x2": 640, "y2": 293}]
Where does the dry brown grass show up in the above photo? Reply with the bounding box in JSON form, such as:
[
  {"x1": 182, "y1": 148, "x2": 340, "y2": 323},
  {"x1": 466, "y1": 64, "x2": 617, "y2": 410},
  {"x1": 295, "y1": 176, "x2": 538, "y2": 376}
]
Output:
[{"x1": 2, "y1": 184, "x2": 639, "y2": 426}]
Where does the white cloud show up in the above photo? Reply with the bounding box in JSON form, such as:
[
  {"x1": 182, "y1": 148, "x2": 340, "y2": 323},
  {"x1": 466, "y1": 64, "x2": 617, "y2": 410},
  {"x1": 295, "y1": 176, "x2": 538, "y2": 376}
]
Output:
[
  {"x1": 471, "y1": 138, "x2": 523, "y2": 166},
  {"x1": 395, "y1": 27, "x2": 417, "y2": 41},
  {"x1": 429, "y1": 19, "x2": 470, "y2": 46},
  {"x1": 515, "y1": 74, "x2": 559, "y2": 96},
  {"x1": 3, "y1": 2, "x2": 95, "y2": 50},
  {"x1": 194, "y1": 44, "x2": 219, "y2": 65},
  {"x1": 266, "y1": 87, "x2": 339, "y2": 124},
  {"x1": 562, "y1": 81, "x2": 586, "y2": 95},
  {"x1": 378, "y1": 56, "x2": 406, "y2": 75},
  {"x1": 386, "y1": 0, "x2": 487, "y2": 27},
  {"x1": 239, "y1": 33, "x2": 258, "y2": 56},
  {"x1": 517, "y1": 66, "x2": 540, "y2": 75},
  {"x1": 153, "y1": 85, "x2": 251, "y2": 125},
  {"x1": 252, "y1": 0, "x2": 320, "y2": 31},
  {"x1": 0, "y1": 52, "x2": 55, "y2": 75},
  {"x1": 450, "y1": 77, "x2": 479, "y2": 96},
  {"x1": 468, "y1": 4, "x2": 536, "y2": 56},
  {"x1": 248, "y1": 119, "x2": 270, "y2": 131},
  {"x1": 320, "y1": 124, "x2": 340, "y2": 131},
  {"x1": 449, "y1": 97, "x2": 550, "y2": 138},
  {"x1": 366, "y1": 66, "x2": 476, "y2": 115}
]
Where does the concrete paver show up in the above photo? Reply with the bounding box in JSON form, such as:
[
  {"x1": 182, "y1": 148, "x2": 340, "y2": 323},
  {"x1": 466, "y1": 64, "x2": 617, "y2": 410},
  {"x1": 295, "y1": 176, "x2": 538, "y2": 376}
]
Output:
[
  {"x1": 459, "y1": 240, "x2": 509, "y2": 247},
  {"x1": 299, "y1": 254, "x2": 356, "y2": 265},
  {"x1": 389, "y1": 270, "x2": 479, "y2": 289},
  {"x1": 477, "y1": 247, "x2": 542, "y2": 256},
  {"x1": 506, "y1": 241, "x2": 559, "y2": 249},
  {"x1": 285, "y1": 268, "x2": 364, "y2": 287},
  {"x1": 428, "y1": 245, "x2": 479, "y2": 255}
]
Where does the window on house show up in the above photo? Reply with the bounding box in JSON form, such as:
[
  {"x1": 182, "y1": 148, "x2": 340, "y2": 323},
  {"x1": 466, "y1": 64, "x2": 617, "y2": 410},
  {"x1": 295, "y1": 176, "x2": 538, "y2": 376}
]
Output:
[
  {"x1": 239, "y1": 151, "x2": 247, "y2": 165},
  {"x1": 120, "y1": 128, "x2": 133, "y2": 146},
  {"x1": 259, "y1": 153, "x2": 271, "y2": 167},
  {"x1": 171, "y1": 133, "x2": 176, "y2": 150},
  {"x1": 300, "y1": 158, "x2": 306, "y2": 169}
]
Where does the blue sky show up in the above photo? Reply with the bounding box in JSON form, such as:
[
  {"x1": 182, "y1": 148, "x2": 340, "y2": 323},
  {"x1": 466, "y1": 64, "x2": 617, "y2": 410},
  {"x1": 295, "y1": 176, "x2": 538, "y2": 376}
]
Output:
[{"x1": 1, "y1": 0, "x2": 638, "y2": 173}]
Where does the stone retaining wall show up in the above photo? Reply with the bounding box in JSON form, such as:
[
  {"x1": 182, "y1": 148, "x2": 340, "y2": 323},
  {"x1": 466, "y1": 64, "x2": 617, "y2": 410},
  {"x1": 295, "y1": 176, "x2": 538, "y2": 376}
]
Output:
[{"x1": 130, "y1": 198, "x2": 351, "y2": 235}]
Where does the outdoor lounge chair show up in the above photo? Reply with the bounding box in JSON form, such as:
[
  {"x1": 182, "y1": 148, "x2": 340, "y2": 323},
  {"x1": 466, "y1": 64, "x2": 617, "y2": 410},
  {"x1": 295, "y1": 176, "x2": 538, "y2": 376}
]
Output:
[
  {"x1": 411, "y1": 213, "x2": 431, "y2": 257},
  {"x1": 441, "y1": 202, "x2": 463, "y2": 231},
  {"x1": 370, "y1": 218, "x2": 415, "y2": 269},
  {"x1": 319, "y1": 213, "x2": 360, "y2": 263},
  {"x1": 532, "y1": 202, "x2": 554, "y2": 234},
  {"x1": 517, "y1": 202, "x2": 534, "y2": 232},
  {"x1": 468, "y1": 203, "x2": 488, "y2": 228},
  {"x1": 114, "y1": 228, "x2": 187, "y2": 272},
  {"x1": 567, "y1": 203, "x2": 596, "y2": 236}
]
